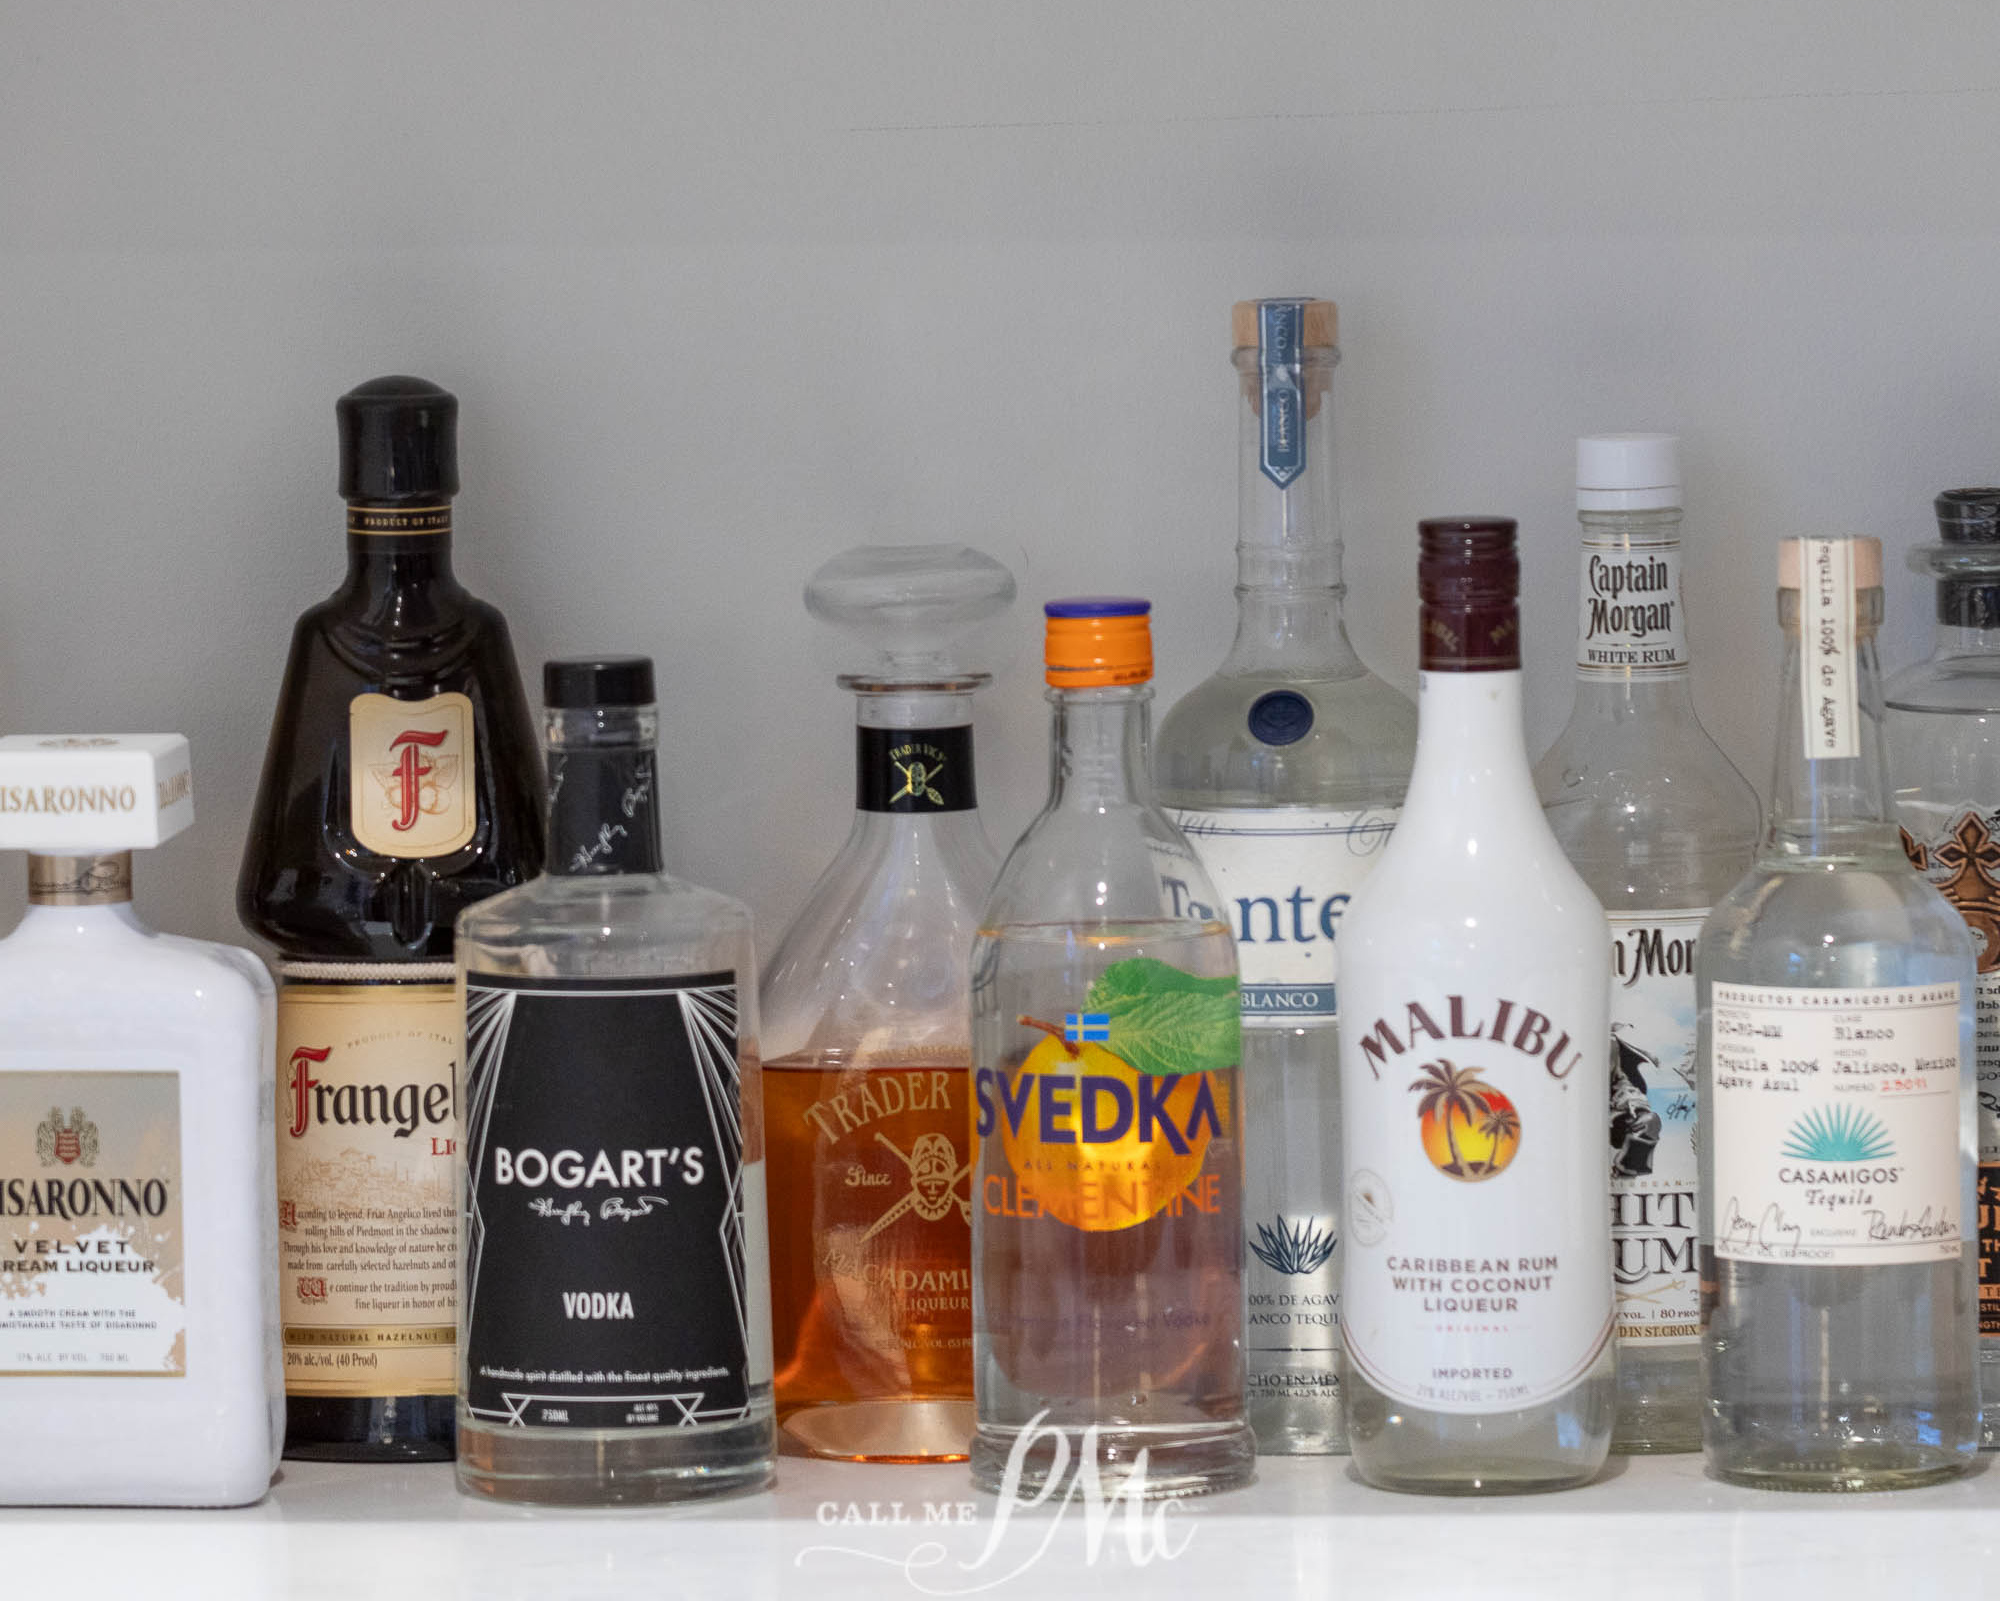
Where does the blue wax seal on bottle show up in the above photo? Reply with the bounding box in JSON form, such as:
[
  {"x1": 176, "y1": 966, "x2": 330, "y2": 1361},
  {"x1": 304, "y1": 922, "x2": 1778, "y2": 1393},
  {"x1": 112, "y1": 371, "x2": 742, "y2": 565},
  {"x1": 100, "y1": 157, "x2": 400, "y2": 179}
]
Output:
[{"x1": 1248, "y1": 690, "x2": 1314, "y2": 746}]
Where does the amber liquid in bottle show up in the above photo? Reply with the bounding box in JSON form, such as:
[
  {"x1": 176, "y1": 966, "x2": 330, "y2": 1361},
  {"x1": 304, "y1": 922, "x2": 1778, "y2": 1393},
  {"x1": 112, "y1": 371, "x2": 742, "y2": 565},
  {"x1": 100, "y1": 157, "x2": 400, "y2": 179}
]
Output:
[{"x1": 237, "y1": 379, "x2": 544, "y2": 1462}]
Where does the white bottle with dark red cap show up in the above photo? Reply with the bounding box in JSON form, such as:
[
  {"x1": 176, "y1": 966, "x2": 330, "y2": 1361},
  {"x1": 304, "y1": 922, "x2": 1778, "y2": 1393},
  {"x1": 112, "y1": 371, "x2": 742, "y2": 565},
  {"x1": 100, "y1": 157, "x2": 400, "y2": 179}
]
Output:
[
  {"x1": 0, "y1": 735, "x2": 281, "y2": 1506},
  {"x1": 1533, "y1": 435, "x2": 1760, "y2": 1454}
]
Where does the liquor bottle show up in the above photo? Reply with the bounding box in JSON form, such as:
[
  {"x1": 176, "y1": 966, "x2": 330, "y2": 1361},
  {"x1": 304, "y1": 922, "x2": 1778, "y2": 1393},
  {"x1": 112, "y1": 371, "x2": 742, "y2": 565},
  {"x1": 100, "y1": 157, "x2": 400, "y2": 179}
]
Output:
[
  {"x1": 1158, "y1": 298, "x2": 1416, "y2": 1455},
  {"x1": 1700, "y1": 537, "x2": 1979, "y2": 1491},
  {"x1": 0, "y1": 736, "x2": 281, "y2": 1505},
  {"x1": 1532, "y1": 434, "x2": 1759, "y2": 1454},
  {"x1": 762, "y1": 544, "x2": 1014, "y2": 1462},
  {"x1": 1885, "y1": 488, "x2": 2000, "y2": 1445},
  {"x1": 237, "y1": 377, "x2": 545, "y2": 1462},
  {"x1": 1338, "y1": 518, "x2": 1615, "y2": 1495},
  {"x1": 454, "y1": 657, "x2": 775, "y2": 1505},
  {"x1": 971, "y1": 599, "x2": 1253, "y2": 1498}
]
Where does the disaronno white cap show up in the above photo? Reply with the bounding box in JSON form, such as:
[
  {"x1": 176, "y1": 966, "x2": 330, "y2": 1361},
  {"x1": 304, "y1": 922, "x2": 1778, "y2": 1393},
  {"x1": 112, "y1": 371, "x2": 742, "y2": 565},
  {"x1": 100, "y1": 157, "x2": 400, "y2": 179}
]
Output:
[
  {"x1": 0, "y1": 734, "x2": 193, "y2": 851},
  {"x1": 1577, "y1": 433, "x2": 1681, "y2": 512}
]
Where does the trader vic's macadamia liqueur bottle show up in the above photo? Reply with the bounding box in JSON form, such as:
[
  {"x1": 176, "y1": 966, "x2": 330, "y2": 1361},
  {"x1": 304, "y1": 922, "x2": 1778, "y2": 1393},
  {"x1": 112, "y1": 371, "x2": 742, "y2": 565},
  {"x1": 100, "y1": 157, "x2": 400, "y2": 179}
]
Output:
[
  {"x1": 1158, "y1": 299, "x2": 1415, "y2": 1456},
  {"x1": 972, "y1": 600, "x2": 1253, "y2": 1498},
  {"x1": 454, "y1": 658, "x2": 775, "y2": 1506},
  {"x1": 1534, "y1": 435, "x2": 1759, "y2": 1454},
  {"x1": 1338, "y1": 518, "x2": 1615, "y2": 1495},
  {"x1": 762, "y1": 544, "x2": 1015, "y2": 1462},
  {"x1": 237, "y1": 378, "x2": 545, "y2": 1461},
  {"x1": 1699, "y1": 537, "x2": 1977, "y2": 1491}
]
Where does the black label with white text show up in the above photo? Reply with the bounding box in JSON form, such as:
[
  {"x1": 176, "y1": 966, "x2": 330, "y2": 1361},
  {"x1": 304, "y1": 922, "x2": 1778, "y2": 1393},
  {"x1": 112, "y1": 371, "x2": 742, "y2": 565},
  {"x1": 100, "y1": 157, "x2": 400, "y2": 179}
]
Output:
[{"x1": 462, "y1": 969, "x2": 751, "y2": 1430}]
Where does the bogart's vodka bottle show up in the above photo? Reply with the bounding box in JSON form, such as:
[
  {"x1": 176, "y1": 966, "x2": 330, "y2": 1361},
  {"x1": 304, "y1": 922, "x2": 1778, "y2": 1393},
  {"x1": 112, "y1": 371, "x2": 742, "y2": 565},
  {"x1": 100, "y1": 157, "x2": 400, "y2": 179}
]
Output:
[
  {"x1": 1338, "y1": 518, "x2": 1615, "y2": 1495},
  {"x1": 1699, "y1": 538, "x2": 1978, "y2": 1491},
  {"x1": 454, "y1": 658, "x2": 774, "y2": 1505},
  {"x1": 1159, "y1": 299, "x2": 1415, "y2": 1454},
  {"x1": 1534, "y1": 435, "x2": 1758, "y2": 1453},
  {"x1": 1884, "y1": 488, "x2": 2000, "y2": 1445}
]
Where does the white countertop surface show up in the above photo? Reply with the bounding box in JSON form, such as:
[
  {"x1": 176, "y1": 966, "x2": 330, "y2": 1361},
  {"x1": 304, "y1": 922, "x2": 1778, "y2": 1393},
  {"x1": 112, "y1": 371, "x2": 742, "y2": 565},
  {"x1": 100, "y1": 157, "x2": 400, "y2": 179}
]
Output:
[{"x1": 8, "y1": 1449, "x2": 2000, "y2": 1600}]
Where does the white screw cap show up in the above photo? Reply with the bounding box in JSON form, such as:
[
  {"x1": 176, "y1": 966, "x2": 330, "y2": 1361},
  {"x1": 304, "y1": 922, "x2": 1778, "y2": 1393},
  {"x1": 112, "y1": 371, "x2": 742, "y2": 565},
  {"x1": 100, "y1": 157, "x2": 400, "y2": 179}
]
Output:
[
  {"x1": 1577, "y1": 433, "x2": 1681, "y2": 512},
  {"x1": 0, "y1": 735, "x2": 194, "y2": 852}
]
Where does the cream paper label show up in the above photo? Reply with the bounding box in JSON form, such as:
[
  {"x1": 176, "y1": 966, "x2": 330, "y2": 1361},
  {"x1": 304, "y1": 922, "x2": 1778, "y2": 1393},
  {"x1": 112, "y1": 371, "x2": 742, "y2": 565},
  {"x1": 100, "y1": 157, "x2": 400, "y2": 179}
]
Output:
[
  {"x1": 277, "y1": 981, "x2": 460, "y2": 1398},
  {"x1": 348, "y1": 691, "x2": 477, "y2": 859},
  {"x1": 1799, "y1": 538, "x2": 1858, "y2": 761},
  {"x1": 1711, "y1": 982, "x2": 1964, "y2": 1268},
  {"x1": 0, "y1": 1071, "x2": 185, "y2": 1376}
]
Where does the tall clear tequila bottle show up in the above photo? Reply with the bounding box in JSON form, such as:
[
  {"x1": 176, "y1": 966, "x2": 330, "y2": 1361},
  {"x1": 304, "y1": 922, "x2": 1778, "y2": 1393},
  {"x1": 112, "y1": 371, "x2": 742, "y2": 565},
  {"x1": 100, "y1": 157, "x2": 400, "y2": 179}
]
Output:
[
  {"x1": 1159, "y1": 299, "x2": 1416, "y2": 1455},
  {"x1": 1698, "y1": 538, "x2": 1978, "y2": 1491},
  {"x1": 454, "y1": 657, "x2": 775, "y2": 1505},
  {"x1": 972, "y1": 600, "x2": 1253, "y2": 1498},
  {"x1": 763, "y1": 545, "x2": 1014, "y2": 1462},
  {"x1": 1884, "y1": 488, "x2": 2000, "y2": 1444},
  {"x1": 1338, "y1": 518, "x2": 1615, "y2": 1495},
  {"x1": 1534, "y1": 435, "x2": 1759, "y2": 1453}
]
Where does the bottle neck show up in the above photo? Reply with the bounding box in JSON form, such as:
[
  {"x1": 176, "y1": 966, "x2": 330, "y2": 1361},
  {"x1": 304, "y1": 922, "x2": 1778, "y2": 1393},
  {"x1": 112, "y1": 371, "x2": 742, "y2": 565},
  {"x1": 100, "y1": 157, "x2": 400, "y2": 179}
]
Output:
[
  {"x1": 847, "y1": 684, "x2": 981, "y2": 816},
  {"x1": 26, "y1": 852, "x2": 133, "y2": 907},
  {"x1": 1767, "y1": 587, "x2": 1899, "y2": 860},
  {"x1": 1046, "y1": 685, "x2": 1155, "y2": 811},
  {"x1": 341, "y1": 502, "x2": 461, "y2": 609},
  {"x1": 1228, "y1": 345, "x2": 1353, "y2": 673},
  {"x1": 545, "y1": 706, "x2": 663, "y2": 876},
  {"x1": 1929, "y1": 613, "x2": 2000, "y2": 655},
  {"x1": 1569, "y1": 508, "x2": 1693, "y2": 707}
]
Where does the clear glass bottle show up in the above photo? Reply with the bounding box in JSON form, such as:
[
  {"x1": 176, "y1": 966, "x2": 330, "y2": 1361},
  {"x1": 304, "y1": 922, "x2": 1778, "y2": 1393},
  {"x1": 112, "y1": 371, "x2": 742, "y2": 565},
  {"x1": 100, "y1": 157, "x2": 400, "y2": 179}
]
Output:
[
  {"x1": 1884, "y1": 488, "x2": 2000, "y2": 1446},
  {"x1": 1158, "y1": 299, "x2": 1416, "y2": 1455},
  {"x1": 1338, "y1": 518, "x2": 1616, "y2": 1495},
  {"x1": 971, "y1": 599, "x2": 1254, "y2": 1499},
  {"x1": 1698, "y1": 537, "x2": 1978, "y2": 1491},
  {"x1": 762, "y1": 544, "x2": 1014, "y2": 1462},
  {"x1": 0, "y1": 736, "x2": 281, "y2": 1507},
  {"x1": 454, "y1": 657, "x2": 775, "y2": 1505},
  {"x1": 1533, "y1": 434, "x2": 1760, "y2": 1454}
]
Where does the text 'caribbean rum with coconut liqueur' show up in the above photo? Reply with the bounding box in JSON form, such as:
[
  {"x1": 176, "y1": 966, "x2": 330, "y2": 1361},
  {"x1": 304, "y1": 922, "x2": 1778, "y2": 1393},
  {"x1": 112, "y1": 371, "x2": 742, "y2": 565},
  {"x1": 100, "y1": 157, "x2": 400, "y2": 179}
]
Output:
[
  {"x1": 1338, "y1": 518, "x2": 1614, "y2": 1494},
  {"x1": 1884, "y1": 488, "x2": 2000, "y2": 1444},
  {"x1": 1534, "y1": 435, "x2": 1759, "y2": 1453},
  {"x1": 1159, "y1": 299, "x2": 1416, "y2": 1455},
  {"x1": 238, "y1": 378, "x2": 545, "y2": 1460},
  {"x1": 972, "y1": 600, "x2": 1253, "y2": 1498},
  {"x1": 1699, "y1": 537, "x2": 1977, "y2": 1490}
]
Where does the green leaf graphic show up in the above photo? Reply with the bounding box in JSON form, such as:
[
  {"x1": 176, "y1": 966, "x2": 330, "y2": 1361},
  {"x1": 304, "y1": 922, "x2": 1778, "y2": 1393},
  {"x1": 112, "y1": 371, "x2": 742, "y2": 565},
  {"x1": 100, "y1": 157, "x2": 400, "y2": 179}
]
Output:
[{"x1": 1085, "y1": 957, "x2": 1240, "y2": 1078}]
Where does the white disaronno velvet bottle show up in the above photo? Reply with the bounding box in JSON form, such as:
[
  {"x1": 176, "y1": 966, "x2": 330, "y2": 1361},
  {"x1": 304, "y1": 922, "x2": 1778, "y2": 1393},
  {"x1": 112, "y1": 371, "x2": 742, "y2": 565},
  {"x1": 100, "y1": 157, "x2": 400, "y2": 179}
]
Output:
[
  {"x1": 0, "y1": 735, "x2": 281, "y2": 1506},
  {"x1": 1338, "y1": 520, "x2": 1615, "y2": 1494}
]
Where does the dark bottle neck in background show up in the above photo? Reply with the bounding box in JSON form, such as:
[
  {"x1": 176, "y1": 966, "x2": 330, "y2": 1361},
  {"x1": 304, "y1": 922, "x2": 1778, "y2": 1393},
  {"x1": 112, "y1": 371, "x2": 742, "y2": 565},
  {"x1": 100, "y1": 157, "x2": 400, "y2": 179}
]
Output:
[
  {"x1": 548, "y1": 744, "x2": 664, "y2": 876},
  {"x1": 1937, "y1": 581, "x2": 2000, "y2": 630}
]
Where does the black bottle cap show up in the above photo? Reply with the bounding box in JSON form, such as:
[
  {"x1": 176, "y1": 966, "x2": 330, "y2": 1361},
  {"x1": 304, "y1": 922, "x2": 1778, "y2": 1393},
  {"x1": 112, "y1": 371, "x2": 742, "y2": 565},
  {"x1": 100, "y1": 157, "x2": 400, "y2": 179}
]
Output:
[
  {"x1": 337, "y1": 377, "x2": 460, "y2": 504},
  {"x1": 544, "y1": 656, "x2": 656, "y2": 709},
  {"x1": 1937, "y1": 489, "x2": 2000, "y2": 544}
]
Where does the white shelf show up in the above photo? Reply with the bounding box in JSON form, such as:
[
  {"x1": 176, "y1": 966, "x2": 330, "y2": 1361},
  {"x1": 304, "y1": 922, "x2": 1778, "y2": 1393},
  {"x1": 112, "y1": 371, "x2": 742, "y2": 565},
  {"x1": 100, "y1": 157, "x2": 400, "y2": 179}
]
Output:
[{"x1": 8, "y1": 1449, "x2": 1995, "y2": 1600}]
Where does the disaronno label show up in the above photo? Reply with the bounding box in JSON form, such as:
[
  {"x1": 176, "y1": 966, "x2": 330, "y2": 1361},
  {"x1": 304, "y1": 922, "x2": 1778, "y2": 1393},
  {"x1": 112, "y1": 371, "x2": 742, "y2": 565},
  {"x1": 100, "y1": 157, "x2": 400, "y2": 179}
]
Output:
[
  {"x1": 1342, "y1": 991, "x2": 1614, "y2": 1413},
  {"x1": 0, "y1": 1071, "x2": 185, "y2": 1376},
  {"x1": 277, "y1": 975, "x2": 460, "y2": 1398},
  {"x1": 1607, "y1": 913, "x2": 1703, "y2": 1345},
  {"x1": 1711, "y1": 982, "x2": 1964, "y2": 1268},
  {"x1": 348, "y1": 691, "x2": 477, "y2": 859}
]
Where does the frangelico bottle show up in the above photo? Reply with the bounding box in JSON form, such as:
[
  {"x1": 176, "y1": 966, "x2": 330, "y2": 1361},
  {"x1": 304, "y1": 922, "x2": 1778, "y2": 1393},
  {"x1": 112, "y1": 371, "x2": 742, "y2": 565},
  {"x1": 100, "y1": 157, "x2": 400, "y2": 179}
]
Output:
[{"x1": 238, "y1": 377, "x2": 545, "y2": 1462}]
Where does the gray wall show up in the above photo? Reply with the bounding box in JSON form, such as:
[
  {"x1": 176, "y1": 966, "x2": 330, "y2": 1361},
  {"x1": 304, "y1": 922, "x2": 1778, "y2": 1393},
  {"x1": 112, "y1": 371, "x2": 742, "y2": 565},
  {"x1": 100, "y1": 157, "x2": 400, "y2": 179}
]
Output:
[{"x1": 4, "y1": 2, "x2": 1998, "y2": 951}]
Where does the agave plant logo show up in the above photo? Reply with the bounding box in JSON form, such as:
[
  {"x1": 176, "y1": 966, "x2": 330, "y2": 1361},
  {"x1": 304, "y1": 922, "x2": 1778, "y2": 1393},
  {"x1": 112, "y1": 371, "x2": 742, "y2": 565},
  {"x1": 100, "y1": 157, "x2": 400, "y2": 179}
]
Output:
[
  {"x1": 1410, "y1": 1059, "x2": 1520, "y2": 1182},
  {"x1": 1248, "y1": 1215, "x2": 1337, "y2": 1276},
  {"x1": 1781, "y1": 1105, "x2": 1894, "y2": 1163}
]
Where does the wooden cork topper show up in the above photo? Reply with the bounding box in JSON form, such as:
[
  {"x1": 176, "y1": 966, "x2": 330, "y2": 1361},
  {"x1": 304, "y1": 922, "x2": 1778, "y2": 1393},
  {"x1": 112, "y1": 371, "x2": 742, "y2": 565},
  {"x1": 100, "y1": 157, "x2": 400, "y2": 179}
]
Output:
[{"x1": 1232, "y1": 298, "x2": 1338, "y2": 350}]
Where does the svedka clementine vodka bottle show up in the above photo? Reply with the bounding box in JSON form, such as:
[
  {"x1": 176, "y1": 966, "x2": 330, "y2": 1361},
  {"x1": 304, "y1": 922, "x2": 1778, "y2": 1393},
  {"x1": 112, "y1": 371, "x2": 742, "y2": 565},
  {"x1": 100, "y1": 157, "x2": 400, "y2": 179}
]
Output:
[
  {"x1": 1533, "y1": 435, "x2": 1759, "y2": 1453},
  {"x1": 1159, "y1": 299, "x2": 1416, "y2": 1455},
  {"x1": 971, "y1": 599, "x2": 1253, "y2": 1498},
  {"x1": 1699, "y1": 538, "x2": 1977, "y2": 1490},
  {"x1": 1338, "y1": 518, "x2": 1615, "y2": 1494}
]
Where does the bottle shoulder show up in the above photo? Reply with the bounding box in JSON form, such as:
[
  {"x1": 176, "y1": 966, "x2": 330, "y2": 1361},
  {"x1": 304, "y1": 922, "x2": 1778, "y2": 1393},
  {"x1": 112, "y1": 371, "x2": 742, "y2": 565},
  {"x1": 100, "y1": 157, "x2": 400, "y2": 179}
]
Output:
[
  {"x1": 1703, "y1": 857, "x2": 1979, "y2": 971},
  {"x1": 457, "y1": 871, "x2": 752, "y2": 960},
  {"x1": 1157, "y1": 669, "x2": 1417, "y2": 807},
  {"x1": 0, "y1": 919, "x2": 270, "y2": 1028}
]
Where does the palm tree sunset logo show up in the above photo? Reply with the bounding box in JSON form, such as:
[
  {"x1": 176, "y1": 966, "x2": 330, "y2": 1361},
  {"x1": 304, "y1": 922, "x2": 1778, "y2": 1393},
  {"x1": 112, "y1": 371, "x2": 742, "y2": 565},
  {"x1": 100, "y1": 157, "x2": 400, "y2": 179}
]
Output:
[{"x1": 1410, "y1": 1058, "x2": 1521, "y2": 1181}]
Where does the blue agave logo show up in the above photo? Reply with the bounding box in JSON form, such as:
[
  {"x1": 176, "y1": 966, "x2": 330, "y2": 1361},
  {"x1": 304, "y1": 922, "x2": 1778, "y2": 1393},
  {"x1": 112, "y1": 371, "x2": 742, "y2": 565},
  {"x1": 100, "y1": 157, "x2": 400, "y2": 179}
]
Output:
[
  {"x1": 1248, "y1": 1215, "x2": 1337, "y2": 1276},
  {"x1": 1781, "y1": 1104, "x2": 1894, "y2": 1163}
]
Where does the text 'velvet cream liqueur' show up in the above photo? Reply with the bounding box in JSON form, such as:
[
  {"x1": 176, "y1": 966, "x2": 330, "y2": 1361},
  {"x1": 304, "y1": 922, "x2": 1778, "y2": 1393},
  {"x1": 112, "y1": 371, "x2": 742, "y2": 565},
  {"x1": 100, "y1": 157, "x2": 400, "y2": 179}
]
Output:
[{"x1": 1339, "y1": 520, "x2": 1614, "y2": 1428}]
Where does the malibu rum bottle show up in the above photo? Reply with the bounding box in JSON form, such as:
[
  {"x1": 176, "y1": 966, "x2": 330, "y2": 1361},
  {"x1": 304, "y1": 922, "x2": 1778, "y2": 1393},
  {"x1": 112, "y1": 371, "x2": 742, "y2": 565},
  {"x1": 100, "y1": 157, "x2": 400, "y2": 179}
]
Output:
[
  {"x1": 1159, "y1": 298, "x2": 1416, "y2": 1454},
  {"x1": 237, "y1": 377, "x2": 545, "y2": 1461},
  {"x1": 1338, "y1": 518, "x2": 1615, "y2": 1494},
  {"x1": 763, "y1": 544, "x2": 1014, "y2": 1462},
  {"x1": 972, "y1": 599, "x2": 1253, "y2": 1498},
  {"x1": 1533, "y1": 435, "x2": 1759, "y2": 1452},
  {"x1": 1700, "y1": 537, "x2": 1978, "y2": 1490}
]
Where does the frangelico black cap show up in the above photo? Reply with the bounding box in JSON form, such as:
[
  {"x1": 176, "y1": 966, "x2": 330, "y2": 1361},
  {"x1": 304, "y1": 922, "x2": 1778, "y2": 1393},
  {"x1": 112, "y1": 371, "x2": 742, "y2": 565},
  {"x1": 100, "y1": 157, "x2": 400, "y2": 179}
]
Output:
[
  {"x1": 337, "y1": 376, "x2": 460, "y2": 503},
  {"x1": 543, "y1": 656, "x2": 657, "y2": 709}
]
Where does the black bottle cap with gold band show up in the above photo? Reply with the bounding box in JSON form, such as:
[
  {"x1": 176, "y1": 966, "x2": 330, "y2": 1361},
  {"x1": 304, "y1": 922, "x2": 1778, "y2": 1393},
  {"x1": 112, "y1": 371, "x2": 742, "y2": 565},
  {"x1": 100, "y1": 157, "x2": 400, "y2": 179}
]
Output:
[{"x1": 339, "y1": 376, "x2": 458, "y2": 531}]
